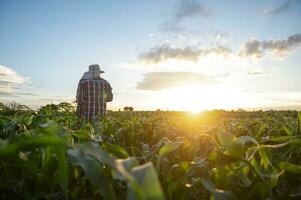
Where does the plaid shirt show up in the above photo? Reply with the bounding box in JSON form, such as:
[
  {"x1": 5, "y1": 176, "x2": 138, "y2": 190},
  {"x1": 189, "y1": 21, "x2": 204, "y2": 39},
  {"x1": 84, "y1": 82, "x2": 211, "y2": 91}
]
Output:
[{"x1": 76, "y1": 77, "x2": 113, "y2": 121}]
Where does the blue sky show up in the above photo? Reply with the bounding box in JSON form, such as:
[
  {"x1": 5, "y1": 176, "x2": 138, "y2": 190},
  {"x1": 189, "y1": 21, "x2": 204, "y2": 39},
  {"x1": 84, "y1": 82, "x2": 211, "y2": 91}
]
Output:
[{"x1": 0, "y1": 0, "x2": 301, "y2": 110}]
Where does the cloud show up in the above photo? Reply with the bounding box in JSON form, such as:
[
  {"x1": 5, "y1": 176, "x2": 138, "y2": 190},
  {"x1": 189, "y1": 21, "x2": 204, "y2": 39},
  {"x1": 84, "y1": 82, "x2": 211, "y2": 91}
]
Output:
[
  {"x1": 0, "y1": 91, "x2": 16, "y2": 97},
  {"x1": 263, "y1": 0, "x2": 301, "y2": 15},
  {"x1": 0, "y1": 91, "x2": 38, "y2": 97},
  {"x1": 136, "y1": 72, "x2": 217, "y2": 90},
  {"x1": 174, "y1": 0, "x2": 211, "y2": 20},
  {"x1": 0, "y1": 64, "x2": 43, "y2": 105},
  {"x1": 139, "y1": 44, "x2": 231, "y2": 64},
  {"x1": 162, "y1": 0, "x2": 212, "y2": 32},
  {"x1": 214, "y1": 30, "x2": 229, "y2": 40},
  {"x1": 16, "y1": 92, "x2": 39, "y2": 96},
  {"x1": 247, "y1": 71, "x2": 271, "y2": 76},
  {"x1": 239, "y1": 34, "x2": 301, "y2": 58},
  {"x1": 211, "y1": 72, "x2": 230, "y2": 78},
  {"x1": 241, "y1": 89, "x2": 250, "y2": 93},
  {"x1": 0, "y1": 65, "x2": 31, "y2": 95},
  {"x1": 118, "y1": 34, "x2": 300, "y2": 75},
  {"x1": 0, "y1": 65, "x2": 29, "y2": 84},
  {"x1": 37, "y1": 98, "x2": 73, "y2": 102}
]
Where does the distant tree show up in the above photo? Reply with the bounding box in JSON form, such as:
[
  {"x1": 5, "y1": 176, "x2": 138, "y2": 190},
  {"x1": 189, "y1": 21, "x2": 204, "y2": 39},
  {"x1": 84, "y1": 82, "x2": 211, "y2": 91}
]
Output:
[
  {"x1": 123, "y1": 106, "x2": 134, "y2": 112},
  {"x1": 39, "y1": 104, "x2": 59, "y2": 115},
  {"x1": 0, "y1": 102, "x2": 7, "y2": 111},
  {"x1": 58, "y1": 102, "x2": 76, "y2": 112},
  {"x1": 238, "y1": 108, "x2": 245, "y2": 112},
  {"x1": 0, "y1": 101, "x2": 32, "y2": 116}
]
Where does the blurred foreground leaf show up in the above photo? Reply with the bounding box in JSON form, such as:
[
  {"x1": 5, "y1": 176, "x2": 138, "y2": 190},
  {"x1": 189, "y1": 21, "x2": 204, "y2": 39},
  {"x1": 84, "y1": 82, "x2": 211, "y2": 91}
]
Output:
[
  {"x1": 200, "y1": 178, "x2": 237, "y2": 200},
  {"x1": 128, "y1": 162, "x2": 165, "y2": 200}
]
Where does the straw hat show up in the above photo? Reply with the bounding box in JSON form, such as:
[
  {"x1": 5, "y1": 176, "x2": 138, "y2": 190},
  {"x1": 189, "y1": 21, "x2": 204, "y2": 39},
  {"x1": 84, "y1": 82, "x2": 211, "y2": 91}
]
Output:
[{"x1": 88, "y1": 64, "x2": 104, "y2": 76}]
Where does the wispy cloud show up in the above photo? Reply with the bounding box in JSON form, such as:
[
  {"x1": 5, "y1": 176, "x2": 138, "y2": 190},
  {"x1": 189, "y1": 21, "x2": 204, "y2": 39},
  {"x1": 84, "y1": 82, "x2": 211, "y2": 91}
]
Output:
[
  {"x1": 214, "y1": 30, "x2": 229, "y2": 40},
  {"x1": 0, "y1": 91, "x2": 16, "y2": 97},
  {"x1": 16, "y1": 92, "x2": 40, "y2": 96},
  {"x1": 136, "y1": 72, "x2": 216, "y2": 90},
  {"x1": 247, "y1": 71, "x2": 271, "y2": 76},
  {"x1": 161, "y1": 0, "x2": 212, "y2": 32},
  {"x1": 263, "y1": 0, "x2": 301, "y2": 15},
  {"x1": 139, "y1": 44, "x2": 231, "y2": 64},
  {"x1": 239, "y1": 34, "x2": 301, "y2": 58},
  {"x1": 0, "y1": 65, "x2": 31, "y2": 96},
  {"x1": 174, "y1": 0, "x2": 211, "y2": 20}
]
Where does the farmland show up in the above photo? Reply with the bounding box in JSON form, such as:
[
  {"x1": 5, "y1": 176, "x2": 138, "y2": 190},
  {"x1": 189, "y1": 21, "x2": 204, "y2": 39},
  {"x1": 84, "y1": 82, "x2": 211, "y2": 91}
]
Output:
[{"x1": 0, "y1": 102, "x2": 301, "y2": 200}]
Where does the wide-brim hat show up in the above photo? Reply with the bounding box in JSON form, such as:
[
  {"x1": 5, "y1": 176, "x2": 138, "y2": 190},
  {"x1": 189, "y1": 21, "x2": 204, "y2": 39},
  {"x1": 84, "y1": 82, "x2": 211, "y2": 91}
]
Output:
[{"x1": 89, "y1": 64, "x2": 104, "y2": 75}]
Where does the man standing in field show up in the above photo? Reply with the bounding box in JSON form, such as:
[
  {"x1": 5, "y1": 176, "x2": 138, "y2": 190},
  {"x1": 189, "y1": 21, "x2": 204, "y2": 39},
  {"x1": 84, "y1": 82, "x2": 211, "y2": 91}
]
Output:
[{"x1": 76, "y1": 64, "x2": 113, "y2": 122}]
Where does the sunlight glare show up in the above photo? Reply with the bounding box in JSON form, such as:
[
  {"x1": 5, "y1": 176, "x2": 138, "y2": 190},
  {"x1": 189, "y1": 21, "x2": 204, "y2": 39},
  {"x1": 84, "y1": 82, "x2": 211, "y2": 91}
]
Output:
[{"x1": 157, "y1": 83, "x2": 252, "y2": 112}]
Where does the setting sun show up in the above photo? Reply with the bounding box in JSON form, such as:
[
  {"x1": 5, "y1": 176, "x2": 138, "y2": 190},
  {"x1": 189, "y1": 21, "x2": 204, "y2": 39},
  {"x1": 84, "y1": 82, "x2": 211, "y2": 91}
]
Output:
[{"x1": 156, "y1": 84, "x2": 251, "y2": 112}]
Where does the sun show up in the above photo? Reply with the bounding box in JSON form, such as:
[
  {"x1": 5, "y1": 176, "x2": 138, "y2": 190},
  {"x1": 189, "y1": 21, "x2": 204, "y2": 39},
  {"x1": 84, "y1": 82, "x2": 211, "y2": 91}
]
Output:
[
  {"x1": 157, "y1": 83, "x2": 249, "y2": 112},
  {"x1": 189, "y1": 109, "x2": 201, "y2": 114}
]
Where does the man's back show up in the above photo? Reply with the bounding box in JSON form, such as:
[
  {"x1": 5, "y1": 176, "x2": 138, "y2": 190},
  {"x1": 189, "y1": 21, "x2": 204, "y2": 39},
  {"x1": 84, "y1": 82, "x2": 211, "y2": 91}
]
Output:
[{"x1": 76, "y1": 77, "x2": 113, "y2": 121}]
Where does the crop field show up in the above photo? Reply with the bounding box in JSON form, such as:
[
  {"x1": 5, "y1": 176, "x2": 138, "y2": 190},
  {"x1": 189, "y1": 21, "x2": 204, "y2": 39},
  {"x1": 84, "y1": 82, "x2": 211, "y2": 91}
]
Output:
[{"x1": 0, "y1": 102, "x2": 301, "y2": 200}]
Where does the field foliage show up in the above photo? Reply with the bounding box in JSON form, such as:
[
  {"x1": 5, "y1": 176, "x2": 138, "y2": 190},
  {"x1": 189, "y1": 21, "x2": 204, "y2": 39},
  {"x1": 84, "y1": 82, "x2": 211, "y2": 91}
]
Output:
[{"x1": 0, "y1": 102, "x2": 301, "y2": 200}]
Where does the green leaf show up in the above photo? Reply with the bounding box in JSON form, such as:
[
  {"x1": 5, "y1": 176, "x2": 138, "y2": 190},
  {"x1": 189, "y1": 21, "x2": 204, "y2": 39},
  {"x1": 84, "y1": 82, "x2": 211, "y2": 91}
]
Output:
[
  {"x1": 71, "y1": 129, "x2": 90, "y2": 140},
  {"x1": 102, "y1": 142, "x2": 129, "y2": 158},
  {"x1": 208, "y1": 150, "x2": 239, "y2": 166},
  {"x1": 21, "y1": 125, "x2": 66, "y2": 149},
  {"x1": 22, "y1": 133, "x2": 65, "y2": 148},
  {"x1": 118, "y1": 157, "x2": 139, "y2": 172},
  {"x1": 270, "y1": 170, "x2": 284, "y2": 188},
  {"x1": 0, "y1": 139, "x2": 19, "y2": 157},
  {"x1": 55, "y1": 147, "x2": 68, "y2": 199},
  {"x1": 234, "y1": 170, "x2": 252, "y2": 187},
  {"x1": 226, "y1": 136, "x2": 259, "y2": 158},
  {"x1": 114, "y1": 157, "x2": 139, "y2": 180},
  {"x1": 226, "y1": 141, "x2": 244, "y2": 158},
  {"x1": 259, "y1": 149, "x2": 272, "y2": 169},
  {"x1": 236, "y1": 136, "x2": 259, "y2": 146},
  {"x1": 150, "y1": 137, "x2": 172, "y2": 153},
  {"x1": 159, "y1": 142, "x2": 182, "y2": 157},
  {"x1": 257, "y1": 123, "x2": 267, "y2": 137},
  {"x1": 68, "y1": 147, "x2": 117, "y2": 200},
  {"x1": 283, "y1": 125, "x2": 293, "y2": 136},
  {"x1": 218, "y1": 131, "x2": 236, "y2": 149},
  {"x1": 167, "y1": 162, "x2": 191, "y2": 182},
  {"x1": 128, "y1": 162, "x2": 165, "y2": 200},
  {"x1": 251, "y1": 181, "x2": 271, "y2": 199},
  {"x1": 262, "y1": 135, "x2": 300, "y2": 142},
  {"x1": 200, "y1": 178, "x2": 237, "y2": 200},
  {"x1": 279, "y1": 162, "x2": 301, "y2": 174},
  {"x1": 81, "y1": 143, "x2": 115, "y2": 167}
]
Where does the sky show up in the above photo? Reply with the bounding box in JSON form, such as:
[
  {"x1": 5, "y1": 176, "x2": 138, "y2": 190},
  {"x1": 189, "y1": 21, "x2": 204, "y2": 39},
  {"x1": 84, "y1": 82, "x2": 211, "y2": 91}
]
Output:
[{"x1": 0, "y1": 0, "x2": 301, "y2": 111}]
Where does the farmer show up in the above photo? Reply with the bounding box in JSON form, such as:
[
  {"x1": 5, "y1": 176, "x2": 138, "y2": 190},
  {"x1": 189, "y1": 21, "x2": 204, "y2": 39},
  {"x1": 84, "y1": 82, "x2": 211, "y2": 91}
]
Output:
[{"x1": 76, "y1": 64, "x2": 113, "y2": 122}]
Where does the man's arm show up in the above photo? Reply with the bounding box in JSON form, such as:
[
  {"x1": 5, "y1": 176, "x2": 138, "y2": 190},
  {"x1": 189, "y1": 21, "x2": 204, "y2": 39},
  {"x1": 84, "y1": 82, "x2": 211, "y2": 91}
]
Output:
[
  {"x1": 105, "y1": 82, "x2": 113, "y2": 102},
  {"x1": 76, "y1": 80, "x2": 84, "y2": 103}
]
